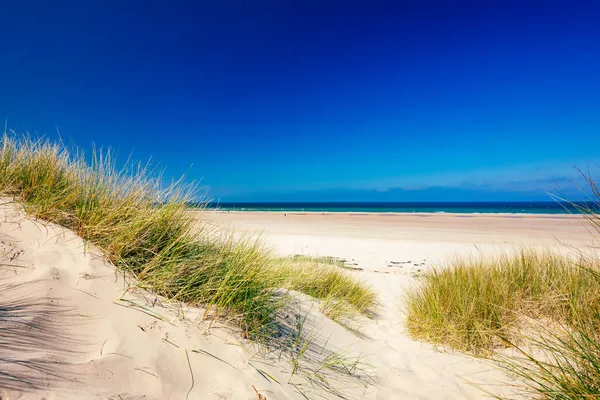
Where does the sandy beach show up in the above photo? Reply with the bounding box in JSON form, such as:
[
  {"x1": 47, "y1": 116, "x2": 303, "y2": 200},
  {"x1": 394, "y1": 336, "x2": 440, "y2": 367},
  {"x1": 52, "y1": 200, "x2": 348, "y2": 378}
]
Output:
[
  {"x1": 203, "y1": 211, "x2": 596, "y2": 399},
  {"x1": 2, "y1": 204, "x2": 595, "y2": 399},
  {"x1": 3, "y1": 1, "x2": 597, "y2": 397},
  {"x1": 0, "y1": 203, "x2": 304, "y2": 400},
  {"x1": 206, "y1": 211, "x2": 593, "y2": 265}
]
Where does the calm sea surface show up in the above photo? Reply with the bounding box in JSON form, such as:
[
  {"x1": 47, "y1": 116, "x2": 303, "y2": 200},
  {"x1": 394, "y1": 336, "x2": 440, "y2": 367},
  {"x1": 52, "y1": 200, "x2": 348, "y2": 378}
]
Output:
[{"x1": 201, "y1": 202, "x2": 588, "y2": 214}]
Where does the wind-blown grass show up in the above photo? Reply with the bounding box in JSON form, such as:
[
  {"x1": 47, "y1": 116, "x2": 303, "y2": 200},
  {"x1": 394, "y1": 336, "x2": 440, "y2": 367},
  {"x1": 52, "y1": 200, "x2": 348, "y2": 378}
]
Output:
[
  {"x1": 0, "y1": 133, "x2": 375, "y2": 341},
  {"x1": 406, "y1": 233, "x2": 600, "y2": 396},
  {"x1": 273, "y1": 255, "x2": 376, "y2": 322},
  {"x1": 406, "y1": 250, "x2": 600, "y2": 354},
  {"x1": 0, "y1": 133, "x2": 281, "y2": 336},
  {"x1": 494, "y1": 309, "x2": 600, "y2": 399}
]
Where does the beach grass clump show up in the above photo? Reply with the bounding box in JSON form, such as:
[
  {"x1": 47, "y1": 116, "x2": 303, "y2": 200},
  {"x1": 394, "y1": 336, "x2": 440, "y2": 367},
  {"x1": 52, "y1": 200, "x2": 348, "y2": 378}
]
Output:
[
  {"x1": 405, "y1": 249, "x2": 600, "y2": 354},
  {"x1": 406, "y1": 248, "x2": 600, "y2": 398},
  {"x1": 496, "y1": 307, "x2": 600, "y2": 399},
  {"x1": 0, "y1": 133, "x2": 376, "y2": 338},
  {"x1": 0, "y1": 133, "x2": 279, "y2": 336},
  {"x1": 273, "y1": 255, "x2": 376, "y2": 321}
]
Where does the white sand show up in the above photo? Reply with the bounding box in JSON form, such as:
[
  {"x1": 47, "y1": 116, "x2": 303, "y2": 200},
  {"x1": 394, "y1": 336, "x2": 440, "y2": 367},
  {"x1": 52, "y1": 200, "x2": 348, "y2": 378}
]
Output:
[
  {"x1": 205, "y1": 211, "x2": 596, "y2": 399},
  {"x1": 0, "y1": 202, "x2": 353, "y2": 400},
  {"x1": 1, "y1": 205, "x2": 594, "y2": 399}
]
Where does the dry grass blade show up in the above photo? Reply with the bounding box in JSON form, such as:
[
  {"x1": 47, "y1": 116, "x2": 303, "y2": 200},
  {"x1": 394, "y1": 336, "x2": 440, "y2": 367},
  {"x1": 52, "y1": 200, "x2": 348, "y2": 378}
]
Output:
[
  {"x1": 191, "y1": 348, "x2": 241, "y2": 371},
  {"x1": 252, "y1": 385, "x2": 267, "y2": 400},
  {"x1": 185, "y1": 349, "x2": 194, "y2": 400}
]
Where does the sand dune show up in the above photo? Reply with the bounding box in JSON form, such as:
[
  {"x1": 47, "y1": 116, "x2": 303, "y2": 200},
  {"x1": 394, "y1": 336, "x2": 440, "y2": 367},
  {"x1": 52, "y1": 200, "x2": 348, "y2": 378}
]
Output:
[
  {"x1": 2, "y1": 205, "x2": 592, "y2": 399},
  {"x1": 0, "y1": 202, "x2": 363, "y2": 400},
  {"x1": 204, "y1": 211, "x2": 597, "y2": 399}
]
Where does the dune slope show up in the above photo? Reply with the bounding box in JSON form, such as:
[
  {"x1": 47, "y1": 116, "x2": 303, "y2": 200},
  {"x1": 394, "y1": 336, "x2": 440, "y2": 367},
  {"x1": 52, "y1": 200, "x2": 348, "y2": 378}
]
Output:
[{"x1": 0, "y1": 201, "x2": 371, "y2": 400}]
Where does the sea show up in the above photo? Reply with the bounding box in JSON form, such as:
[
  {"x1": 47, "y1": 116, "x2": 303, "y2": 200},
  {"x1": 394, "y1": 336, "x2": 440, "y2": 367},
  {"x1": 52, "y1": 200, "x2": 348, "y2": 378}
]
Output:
[{"x1": 202, "y1": 202, "x2": 590, "y2": 215}]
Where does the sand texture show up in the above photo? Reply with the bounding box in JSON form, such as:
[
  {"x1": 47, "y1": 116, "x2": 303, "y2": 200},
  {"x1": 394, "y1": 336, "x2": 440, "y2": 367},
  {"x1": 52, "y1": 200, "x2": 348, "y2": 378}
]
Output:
[
  {"x1": 1, "y1": 206, "x2": 594, "y2": 399},
  {"x1": 0, "y1": 202, "x2": 350, "y2": 400},
  {"x1": 205, "y1": 211, "x2": 596, "y2": 399}
]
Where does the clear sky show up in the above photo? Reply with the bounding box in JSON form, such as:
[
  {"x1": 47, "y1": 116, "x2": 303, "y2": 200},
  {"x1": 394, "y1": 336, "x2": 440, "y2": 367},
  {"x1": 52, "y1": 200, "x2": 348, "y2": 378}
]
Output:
[{"x1": 1, "y1": 1, "x2": 599, "y2": 201}]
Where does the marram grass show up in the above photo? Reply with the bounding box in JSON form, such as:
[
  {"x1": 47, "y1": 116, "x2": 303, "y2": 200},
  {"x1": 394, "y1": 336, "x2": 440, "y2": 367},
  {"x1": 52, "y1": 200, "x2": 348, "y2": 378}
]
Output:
[
  {"x1": 0, "y1": 133, "x2": 375, "y2": 338},
  {"x1": 406, "y1": 249, "x2": 600, "y2": 399},
  {"x1": 406, "y1": 250, "x2": 600, "y2": 353},
  {"x1": 494, "y1": 310, "x2": 600, "y2": 399},
  {"x1": 273, "y1": 255, "x2": 376, "y2": 321}
]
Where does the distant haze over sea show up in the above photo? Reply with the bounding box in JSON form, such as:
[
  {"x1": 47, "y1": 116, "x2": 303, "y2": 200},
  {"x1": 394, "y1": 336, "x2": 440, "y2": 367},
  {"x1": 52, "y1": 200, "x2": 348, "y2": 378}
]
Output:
[{"x1": 201, "y1": 202, "x2": 589, "y2": 215}]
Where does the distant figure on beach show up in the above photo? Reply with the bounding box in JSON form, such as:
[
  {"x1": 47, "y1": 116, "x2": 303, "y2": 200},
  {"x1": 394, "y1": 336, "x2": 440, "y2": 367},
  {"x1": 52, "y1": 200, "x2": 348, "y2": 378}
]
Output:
[{"x1": 284, "y1": 213, "x2": 287, "y2": 217}]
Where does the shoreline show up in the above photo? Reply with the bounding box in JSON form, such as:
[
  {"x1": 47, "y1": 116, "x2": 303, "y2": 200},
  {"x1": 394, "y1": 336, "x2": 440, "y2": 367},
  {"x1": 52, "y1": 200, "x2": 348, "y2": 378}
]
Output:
[{"x1": 205, "y1": 210, "x2": 584, "y2": 218}]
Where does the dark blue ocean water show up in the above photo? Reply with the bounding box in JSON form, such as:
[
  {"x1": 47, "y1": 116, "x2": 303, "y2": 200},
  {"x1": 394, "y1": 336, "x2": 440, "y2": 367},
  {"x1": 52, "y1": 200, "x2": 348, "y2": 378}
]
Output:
[{"x1": 203, "y1": 202, "x2": 588, "y2": 214}]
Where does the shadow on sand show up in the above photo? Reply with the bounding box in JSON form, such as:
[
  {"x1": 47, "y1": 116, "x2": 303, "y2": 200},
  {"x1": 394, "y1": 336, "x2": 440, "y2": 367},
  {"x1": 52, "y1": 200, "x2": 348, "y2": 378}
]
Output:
[
  {"x1": 0, "y1": 280, "x2": 84, "y2": 393},
  {"x1": 263, "y1": 292, "x2": 378, "y2": 400}
]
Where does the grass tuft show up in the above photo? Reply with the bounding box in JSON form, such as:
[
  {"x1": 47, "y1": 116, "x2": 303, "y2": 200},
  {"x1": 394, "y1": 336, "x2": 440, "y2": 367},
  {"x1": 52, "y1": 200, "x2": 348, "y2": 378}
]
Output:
[
  {"x1": 406, "y1": 249, "x2": 600, "y2": 354},
  {"x1": 273, "y1": 255, "x2": 376, "y2": 322},
  {"x1": 494, "y1": 311, "x2": 600, "y2": 399},
  {"x1": 406, "y1": 248, "x2": 600, "y2": 398},
  {"x1": 0, "y1": 133, "x2": 374, "y2": 340},
  {"x1": 0, "y1": 133, "x2": 279, "y2": 337}
]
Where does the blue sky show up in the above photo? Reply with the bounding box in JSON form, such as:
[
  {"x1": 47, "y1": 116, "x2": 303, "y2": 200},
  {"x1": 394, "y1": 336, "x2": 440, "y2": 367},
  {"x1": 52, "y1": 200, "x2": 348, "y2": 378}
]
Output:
[{"x1": 1, "y1": 1, "x2": 599, "y2": 201}]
